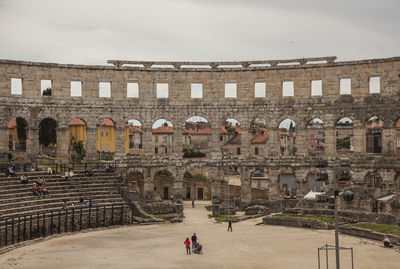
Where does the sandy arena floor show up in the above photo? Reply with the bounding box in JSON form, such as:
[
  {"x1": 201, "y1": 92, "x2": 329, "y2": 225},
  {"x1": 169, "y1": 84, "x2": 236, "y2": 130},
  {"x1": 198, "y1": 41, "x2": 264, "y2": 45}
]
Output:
[{"x1": 0, "y1": 201, "x2": 398, "y2": 269}]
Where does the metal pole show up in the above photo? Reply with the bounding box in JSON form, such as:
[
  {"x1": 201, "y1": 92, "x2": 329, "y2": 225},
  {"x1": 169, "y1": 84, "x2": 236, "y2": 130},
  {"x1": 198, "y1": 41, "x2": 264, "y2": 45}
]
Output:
[
  {"x1": 318, "y1": 248, "x2": 320, "y2": 269},
  {"x1": 326, "y1": 244, "x2": 329, "y2": 269},
  {"x1": 23, "y1": 216, "x2": 26, "y2": 241},
  {"x1": 99, "y1": 125, "x2": 102, "y2": 161},
  {"x1": 333, "y1": 166, "x2": 340, "y2": 269},
  {"x1": 5, "y1": 219, "x2": 8, "y2": 245},
  {"x1": 351, "y1": 248, "x2": 354, "y2": 269}
]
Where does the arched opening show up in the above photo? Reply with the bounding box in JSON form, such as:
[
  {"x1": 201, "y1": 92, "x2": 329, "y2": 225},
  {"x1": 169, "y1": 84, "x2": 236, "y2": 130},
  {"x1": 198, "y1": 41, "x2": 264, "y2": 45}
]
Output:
[
  {"x1": 152, "y1": 119, "x2": 174, "y2": 155},
  {"x1": 366, "y1": 116, "x2": 383, "y2": 154},
  {"x1": 250, "y1": 118, "x2": 268, "y2": 157},
  {"x1": 125, "y1": 119, "x2": 143, "y2": 155},
  {"x1": 364, "y1": 172, "x2": 382, "y2": 188},
  {"x1": 8, "y1": 117, "x2": 28, "y2": 152},
  {"x1": 396, "y1": 119, "x2": 400, "y2": 155},
  {"x1": 126, "y1": 171, "x2": 144, "y2": 194},
  {"x1": 154, "y1": 169, "x2": 173, "y2": 200},
  {"x1": 97, "y1": 118, "x2": 115, "y2": 160},
  {"x1": 183, "y1": 167, "x2": 209, "y2": 200},
  {"x1": 279, "y1": 170, "x2": 296, "y2": 197},
  {"x1": 336, "y1": 117, "x2": 354, "y2": 156},
  {"x1": 307, "y1": 171, "x2": 328, "y2": 192},
  {"x1": 306, "y1": 118, "x2": 325, "y2": 156},
  {"x1": 220, "y1": 118, "x2": 241, "y2": 156},
  {"x1": 39, "y1": 118, "x2": 57, "y2": 157},
  {"x1": 68, "y1": 118, "x2": 86, "y2": 162},
  {"x1": 182, "y1": 116, "x2": 211, "y2": 158},
  {"x1": 279, "y1": 118, "x2": 296, "y2": 155}
]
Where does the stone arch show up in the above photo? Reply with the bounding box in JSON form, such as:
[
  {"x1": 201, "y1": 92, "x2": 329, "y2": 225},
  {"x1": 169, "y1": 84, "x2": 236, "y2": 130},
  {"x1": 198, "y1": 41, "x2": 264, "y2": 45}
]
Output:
[
  {"x1": 183, "y1": 165, "x2": 210, "y2": 200},
  {"x1": 154, "y1": 168, "x2": 174, "y2": 200},
  {"x1": 125, "y1": 168, "x2": 145, "y2": 194},
  {"x1": 306, "y1": 118, "x2": 325, "y2": 156},
  {"x1": 39, "y1": 118, "x2": 57, "y2": 157},
  {"x1": 68, "y1": 118, "x2": 87, "y2": 161},
  {"x1": 250, "y1": 118, "x2": 268, "y2": 157},
  {"x1": 366, "y1": 116, "x2": 383, "y2": 154},
  {"x1": 335, "y1": 117, "x2": 354, "y2": 156},
  {"x1": 97, "y1": 118, "x2": 116, "y2": 159},
  {"x1": 278, "y1": 169, "x2": 296, "y2": 197},
  {"x1": 250, "y1": 168, "x2": 269, "y2": 190},
  {"x1": 152, "y1": 119, "x2": 174, "y2": 155},
  {"x1": 306, "y1": 170, "x2": 328, "y2": 192},
  {"x1": 183, "y1": 116, "x2": 211, "y2": 158},
  {"x1": 220, "y1": 118, "x2": 241, "y2": 156},
  {"x1": 364, "y1": 171, "x2": 382, "y2": 188},
  {"x1": 278, "y1": 118, "x2": 296, "y2": 156},
  {"x1": 8, "y1": 117, "x2": 28, "y2": 152},
  {"x1": 125, "y1": 119, "x2": 143, "y2": 154}
]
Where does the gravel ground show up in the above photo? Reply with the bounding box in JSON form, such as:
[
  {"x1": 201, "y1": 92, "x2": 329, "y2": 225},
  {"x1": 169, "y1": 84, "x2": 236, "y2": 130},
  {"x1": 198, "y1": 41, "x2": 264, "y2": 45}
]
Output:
[{"x1": 0, "y1": 201, "x2": 398, "y2": 269}]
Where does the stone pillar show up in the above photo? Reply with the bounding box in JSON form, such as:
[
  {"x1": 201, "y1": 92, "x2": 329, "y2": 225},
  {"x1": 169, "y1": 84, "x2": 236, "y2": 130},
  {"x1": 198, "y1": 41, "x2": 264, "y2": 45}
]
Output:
[
  {"x1": 173, "y1": 166, "x2": 184, "y2": 201},
  {"x1": 114, "y1": 126, "x2": 126, "y2": 161},
  {"x1": 324, "y1": 127, "x2": 336, "y2": 157},
  {"x1": 382, "y1": 170, "x2": 395, "y2": 192},
  {"x1": 143, "y1": 167, "x2": 155, "y2": 196},
  {"x1": 266, "y1": 127, "x2": 279, "y2": 157},
  {"x1": 295, "y1": 169, "x2": 307, "y2": 197},
  {"x1": 142, "y1": 127, "x2": 153, "y2": 155},
  {"x1": 0, "y1": 125, "x2": 8, "y2": 160},
  {"x1": 295, "y1": 126, "x2": 307, "y2": 156},
  {"x1": 173, "y1": 126, "x2": 183, "y2": 157},
  {"x1": 267, "y1": 169, "x2": 280, "y2": 200},
  {"x1": 382, "y1": 126, "x2": 396, "y2": 156},
  {"x1": 240, "y1": 166, "x2": 252, "y2": 205},
  {"x1": 56, "y1": 124, "x2": 69, "y2": 162},
  {"x1": 351, "y1": 169, "x2": 364, "y2": 186},
  {"x1": 210, "y1": 123, "x2": 221, "y2": 160},
  {"x1": 210, "y1": 166, "x2": 223, "y2": 200},
  {"x1": 85, "y1": 126, "x2": 98, "y2": 162},
  {"x1": 240, "y1": 126, "x2": 251, "y2": 159},
  {"x1": 353, "y1": 122, "x2": 364, "y2": 155},
  {"x1": 27, "y1": 127, "x2": 40, "y2": 161}
]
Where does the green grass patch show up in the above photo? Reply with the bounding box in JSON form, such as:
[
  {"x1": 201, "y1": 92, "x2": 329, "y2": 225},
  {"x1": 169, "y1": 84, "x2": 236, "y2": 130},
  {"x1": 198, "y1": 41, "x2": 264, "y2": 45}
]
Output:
[
  {"x1": 351, "y1": 223, "x2": 400, "y2": 237},
  {"x1": 154, "y1": 214, "x2": 166, "y2": 220},
  {"x1": 205, "y1": 206, "x2": 212, "y2": 212},
  {"x1": 273, "y1": 214, "x2": 342, "y2": 224}
]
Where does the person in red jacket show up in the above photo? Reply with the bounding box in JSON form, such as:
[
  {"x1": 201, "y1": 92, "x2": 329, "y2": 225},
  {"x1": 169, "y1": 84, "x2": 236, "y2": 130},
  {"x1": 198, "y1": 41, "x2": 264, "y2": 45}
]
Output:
[{"x1": 184, "y1": 238, "x2": 191, "y2": 254}]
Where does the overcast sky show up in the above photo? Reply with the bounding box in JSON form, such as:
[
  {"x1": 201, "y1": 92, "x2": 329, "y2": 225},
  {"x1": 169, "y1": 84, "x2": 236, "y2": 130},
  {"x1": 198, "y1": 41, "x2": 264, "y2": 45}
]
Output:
[{"x1": 0, "y1": 0, "x2": 399, "y2": 65}]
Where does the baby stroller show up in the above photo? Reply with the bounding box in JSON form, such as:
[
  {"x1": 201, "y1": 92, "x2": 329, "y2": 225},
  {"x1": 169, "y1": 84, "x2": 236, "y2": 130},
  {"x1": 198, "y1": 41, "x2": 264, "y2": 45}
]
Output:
[{"x1": 192, "y1": 242, "x2": 203, "y2": 254}]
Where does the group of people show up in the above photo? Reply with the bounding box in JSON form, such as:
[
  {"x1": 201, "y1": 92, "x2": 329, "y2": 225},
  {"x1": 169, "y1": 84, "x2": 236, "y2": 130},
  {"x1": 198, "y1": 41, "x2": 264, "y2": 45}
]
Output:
[
  {"x1": 184, "y1": 233, "x2": 202, "y2": 254},
  {"x1": 64, "y1": 168, "x2": 74, "y2": 181},
  {"x1": 62, "y1": 198, "x2": 93, "y2": 211},
  {"x1": 32, "y1": 177, "x2": 48, "y2": 196}
]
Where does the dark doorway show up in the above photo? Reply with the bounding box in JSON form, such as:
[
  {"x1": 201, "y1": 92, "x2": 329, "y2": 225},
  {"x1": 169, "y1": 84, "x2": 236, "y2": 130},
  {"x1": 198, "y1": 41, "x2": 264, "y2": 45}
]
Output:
[
  {"x1": 163, "y1": 187, "x2": 169, "y2": 200},
  {"x1": 186, "y1": 187, "x2": 191, "y2": 200},
  {"x1": 197, "y1": 188, "x2": 204, "y2": 200}
]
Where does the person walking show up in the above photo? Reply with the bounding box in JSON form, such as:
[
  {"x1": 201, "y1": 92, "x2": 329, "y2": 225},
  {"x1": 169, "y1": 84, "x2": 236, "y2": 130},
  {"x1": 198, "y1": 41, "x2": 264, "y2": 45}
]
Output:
[
  {"x1": 192, "y1": 198, "x2": 195, "y2": 208},
  {"x1": 191, "y1": 233, "x2": 197, "y2": 247},
  {"x1": 184, "y1": 238, "x2": 191, "y2": 254},
  {"x1": 228, "y1": 219, "x2": 232, "y2": 232}
]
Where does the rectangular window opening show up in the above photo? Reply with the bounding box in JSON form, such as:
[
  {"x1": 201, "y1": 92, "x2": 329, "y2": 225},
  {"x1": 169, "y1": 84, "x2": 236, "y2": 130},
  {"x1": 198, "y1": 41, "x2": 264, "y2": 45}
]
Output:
[
  {"x1": 311, "y1": 80, "x2": 322, "y2": 96},
  {"x1": 191, "y1": 83, "x2": 203, "y2": 98},
  {"x1": 369, "y1": 77, "x2": 380, "y2": 94},
  {"x1": 237, "y1": 147, "x2": 241, "y2": 155},
  {"x1": 127, "y1": 82, "x2": 139, "y2": 98},
  {"x1": 254, "y1": 82, "x2": 266, "y2": 98},
  {"x1": 225, "y1": 83, "x2": 237, "y2": 98},
  {"x1": 340, "y1": 78, "x2": 351, "y2": 95},
  {"x1": 11, "y1": 78, "x2": 22, "y2": 95},
  {"x1": 99, "y1": 82, "x2": 111, "y2": 98},
  {"x1": 157, "y1": 83, "x2": 169, "y2": 98},
  {"x1": 41, "y1": 80, "x2": 52, "y2": 96},
  {"x1": 282, "y1": 81, "x2": 294, "y2": 97},
  {"x1": 70, "y1": 81, "x2": 82, "y2": 97}
]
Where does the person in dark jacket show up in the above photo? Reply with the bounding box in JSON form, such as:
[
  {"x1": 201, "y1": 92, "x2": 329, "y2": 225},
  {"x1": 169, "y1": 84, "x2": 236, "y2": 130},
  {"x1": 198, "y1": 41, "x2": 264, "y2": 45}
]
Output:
[
  {"x1": 191, "y1": 233, "x2": 197, "y2": 247},
  {"x1": 184, "y1": 238, "x2": 191, "y2": 254},
  {"x1": 228, "y1": 219, "x2": 232, "y2": 232}
]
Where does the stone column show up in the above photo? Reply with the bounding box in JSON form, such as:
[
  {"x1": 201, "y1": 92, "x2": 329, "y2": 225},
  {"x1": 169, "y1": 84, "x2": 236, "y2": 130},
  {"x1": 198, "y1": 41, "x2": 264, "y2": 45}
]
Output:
[
  {"x1": 210, "y1": 123, "x2": 222, "y2": 160},
  {"x1": 295, "y1": 169, "x2": 307, "y2": 197},
  {"x1": 142, "y1": 127, "x2": 153, "y2": 155},
  {"x1": 352, "y1": 122, "x2": 364, "y2": 155},
  {"x1": 266, "y1": 127, "x2": 279, "y2": 157},
  {"x1": 85, "y1": 126, "x2": 98, "y2": 162},
  {"x1": 295, "y1": 126, "x2": 307, "y2": 156},
  {"x1": 240, "y1": 166, "x2": 252, "y2": 206},
  {"x1": 56, "y1": 124, "x2": 69, "y2": 162},
  {"x1": 382, "y1": 170, "x2": 395, "y2": 192},
  {"x1": 114, "y1": 126, "x2": 126, "y2": 161},
  {"x1": 173, "y1": 166, "x2": 184, "y2": 201},
  {"x1": 382, "y1": 126, "x2": 396, "y2": 156},
  {"x1": 173, "y1": 126, "x2": 183, "y2": 157},
  {"x1": 324, "y1": 126, "x2": 336, "y2": 157},
  {"x1": 240, "y1": 126, "x2": 251, "y2": 159},
  {"x1": 210, "y1": 166, "x2": 223, "y2": 200},
  {"x1": 143, "y1": 167, "x2": 155, "y2": 196},
  {"x1": 27, "y1": 127, "x2": 40, "y2": 161},
  {"x1": 0, "y1": 125, "x2": 8, "y2": 159}
]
